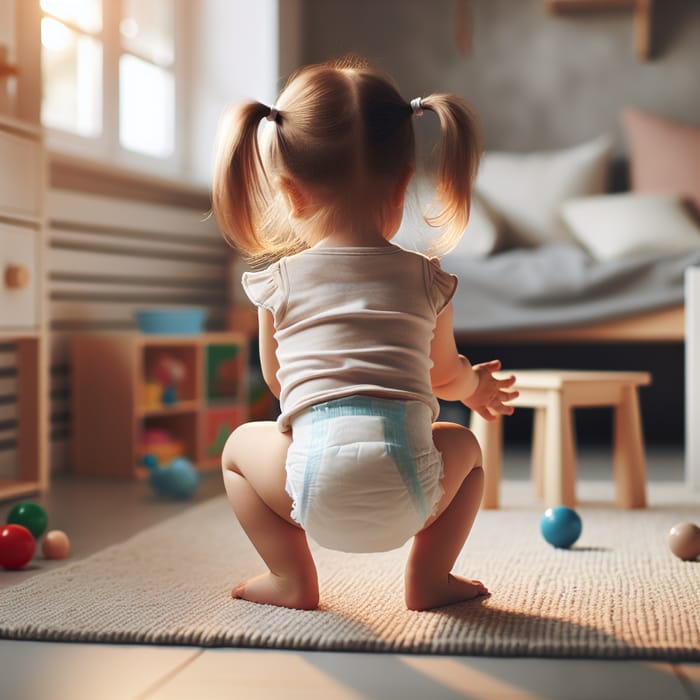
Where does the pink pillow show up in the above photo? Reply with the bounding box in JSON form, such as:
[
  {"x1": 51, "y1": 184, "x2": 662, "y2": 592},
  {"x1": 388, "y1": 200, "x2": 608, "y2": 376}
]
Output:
[{"x1": 623, "y1": 109, "x2": 700, "y2": 213}]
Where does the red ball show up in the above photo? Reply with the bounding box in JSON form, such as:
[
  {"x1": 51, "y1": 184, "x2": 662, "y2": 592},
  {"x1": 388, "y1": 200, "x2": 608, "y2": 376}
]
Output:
[{"x1": 0, "y1": 524, "x2": 36, "y2": 569}]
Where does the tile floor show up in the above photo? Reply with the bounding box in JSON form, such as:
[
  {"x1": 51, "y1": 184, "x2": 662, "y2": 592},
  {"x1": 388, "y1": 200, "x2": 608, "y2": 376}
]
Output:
[{"x1": 0, "y1": 446, "x2": 698, "y2": 700}]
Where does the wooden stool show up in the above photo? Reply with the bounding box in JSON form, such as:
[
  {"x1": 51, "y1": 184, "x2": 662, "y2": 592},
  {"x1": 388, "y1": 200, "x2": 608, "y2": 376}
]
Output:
[{"x1": 470, "y1": 370, "x2": 651, "y2": 510}]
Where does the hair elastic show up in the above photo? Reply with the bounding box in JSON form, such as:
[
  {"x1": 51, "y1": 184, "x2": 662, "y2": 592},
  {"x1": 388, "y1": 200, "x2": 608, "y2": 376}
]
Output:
[
  {"x1": 410, "y1": 97, "x2": 424, "y2": 116},
  {"x1": 267, "y1": 105, "x2": 280, "y2": 123}
]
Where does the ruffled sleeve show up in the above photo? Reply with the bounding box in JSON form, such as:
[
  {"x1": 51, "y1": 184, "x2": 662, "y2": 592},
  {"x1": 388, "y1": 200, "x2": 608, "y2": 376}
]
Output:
[
  {"x1": 423, "y1": 256, "x2": 458, "y2": 316},
  {"x1": 241, "y1": 260, "x2": 288, "y2": 324}
]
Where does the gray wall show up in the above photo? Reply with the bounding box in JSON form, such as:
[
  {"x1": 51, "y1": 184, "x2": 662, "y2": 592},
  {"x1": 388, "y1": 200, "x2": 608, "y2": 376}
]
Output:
[{"x1": 299, "y1": 0, "x2": 700, "y2": 156}]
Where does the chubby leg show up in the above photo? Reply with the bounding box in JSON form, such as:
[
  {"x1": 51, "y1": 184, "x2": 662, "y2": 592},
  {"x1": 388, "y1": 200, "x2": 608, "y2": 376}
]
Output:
[
  {"x1": 221, "y1": 421, "x2": 319, "y2": 610},
  {"x1": 405, "y1": 422, "x2": 488, "y2": 611}
]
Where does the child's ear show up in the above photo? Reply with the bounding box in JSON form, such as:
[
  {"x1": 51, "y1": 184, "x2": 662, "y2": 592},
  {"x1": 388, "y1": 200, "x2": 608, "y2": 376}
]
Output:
[{"x1": 278, "y1": 176, "x2": 310, "y2": 218}]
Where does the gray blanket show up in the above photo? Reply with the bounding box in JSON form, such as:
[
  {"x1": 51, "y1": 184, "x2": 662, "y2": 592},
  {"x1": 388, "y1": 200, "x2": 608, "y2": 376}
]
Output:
[{"x1": 441, "y1": 243, "x2": 700, "y2": 333}]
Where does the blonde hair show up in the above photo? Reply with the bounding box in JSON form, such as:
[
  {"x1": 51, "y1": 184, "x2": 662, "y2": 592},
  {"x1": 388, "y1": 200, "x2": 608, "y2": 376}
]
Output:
[{"x1": 212, "y1": 56, "x2": 482, "y2": 260}]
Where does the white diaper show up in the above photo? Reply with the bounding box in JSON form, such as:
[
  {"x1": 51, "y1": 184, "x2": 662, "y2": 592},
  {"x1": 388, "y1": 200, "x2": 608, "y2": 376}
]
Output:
[{"x1": 285, "y1": 396, "x2": 444, "y2": 553}]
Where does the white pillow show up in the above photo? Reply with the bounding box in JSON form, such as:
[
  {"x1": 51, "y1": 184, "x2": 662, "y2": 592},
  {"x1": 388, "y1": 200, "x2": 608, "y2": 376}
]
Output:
[
  {"x1": 394, "y1": 179, "x2": 503, "y2": 258},
  {"x1": 474, "y1": 136, "x2": 613, "y2": 246},
  {"x1": 561, "y1": 193, "x2": 700, "y2": 261}
]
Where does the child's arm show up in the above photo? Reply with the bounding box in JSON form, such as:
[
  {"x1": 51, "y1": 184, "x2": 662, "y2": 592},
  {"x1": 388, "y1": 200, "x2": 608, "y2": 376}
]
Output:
[
  {"x1": 258, "y1": 307, "x2": 281, "y2": 399},
  {"x1": 430, "y1": 302, "x2": 518, "y2": 420}
]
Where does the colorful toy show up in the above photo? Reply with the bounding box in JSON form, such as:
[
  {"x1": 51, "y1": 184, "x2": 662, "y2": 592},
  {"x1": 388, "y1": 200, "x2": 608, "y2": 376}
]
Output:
[
  {"x1": 139, "y1": 428, "x2": 185, "y2": 465},
  {"x1": 149, "y1": 353, "x2": 186, "y2": 405},
  {"x1": 143, "y1": 381, "x2": 163, "y2": 408},
  {"x1": 6, "y1": 501, "x2": 48, "y2": 539},
  {"x1": 143, "y1": 453, "x2": 200, "y2": 500},
  {"x1": 206, "y1": 345, "x2": 240, "y2": 400},
  {"x1": 151, "y1": 354, "x2": 186, "y2": 387},
  {"x1": 203, "y1": 406, "x2": 244, "y2": 457},
  {"x1": 42, "y1": 530, "x2": 71, "y2": 560},
  {"x1": 540, "y1": 506, "x2": 582, "y2": 549},
  {"x1": 161, "y1": 385, "x2": 178, "y2": 405},
  {"x1": 667, "y1": 521, "x2": 700, "y2": 561},
  {"x1": 0, "y1": 524, "x2": 36, "y2": 569}
]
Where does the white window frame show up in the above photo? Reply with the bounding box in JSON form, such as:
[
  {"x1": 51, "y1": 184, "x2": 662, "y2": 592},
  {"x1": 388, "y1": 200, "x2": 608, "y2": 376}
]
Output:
[{"x1": 39, "y1": 0, "x2": 187, "y2": 180}]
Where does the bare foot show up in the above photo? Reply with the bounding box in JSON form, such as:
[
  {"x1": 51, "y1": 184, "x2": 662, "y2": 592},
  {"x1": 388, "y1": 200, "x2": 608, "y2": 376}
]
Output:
[
  {"x1": 232, "y1": 572, "x2": 319, "y2": 610},
  {"x1": 405, "y1": 573, "x2": 489, "y2": 611}
]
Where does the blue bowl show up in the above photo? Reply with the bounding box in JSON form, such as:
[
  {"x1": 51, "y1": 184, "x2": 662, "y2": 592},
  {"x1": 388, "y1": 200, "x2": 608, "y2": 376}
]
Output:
[{"x1": 135, "y1": 308, "x2": 207, "y2": 335}]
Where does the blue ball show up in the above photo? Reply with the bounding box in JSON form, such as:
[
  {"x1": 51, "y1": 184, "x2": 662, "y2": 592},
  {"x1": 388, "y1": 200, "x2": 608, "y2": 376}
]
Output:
[
  {"x1": 164, "y1": 457, "x2": 200, "y2": 499},
  {"x1": 540, "y1": 506, "x2": 582, "y2": 549},
  {"x1": 147, "y1": 456, "x2": 200, "y2": 500}
]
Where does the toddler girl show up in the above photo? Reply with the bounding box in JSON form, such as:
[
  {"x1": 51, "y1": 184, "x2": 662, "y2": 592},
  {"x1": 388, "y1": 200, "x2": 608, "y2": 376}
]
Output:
[{"x1": 212, "y1": 56, "x2": 517, "y2": 611}]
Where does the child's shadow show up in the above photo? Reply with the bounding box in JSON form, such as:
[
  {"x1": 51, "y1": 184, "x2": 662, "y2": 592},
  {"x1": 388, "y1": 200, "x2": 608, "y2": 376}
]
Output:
[
  {"x1": 319, "y1": 594, "x2": 644, "y2": 658},
  {"x1": 303, "y1": 601, "x2": 683, "y2": 700}
]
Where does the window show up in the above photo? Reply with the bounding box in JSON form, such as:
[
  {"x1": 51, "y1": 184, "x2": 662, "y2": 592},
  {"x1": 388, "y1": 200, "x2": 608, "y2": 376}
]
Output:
[{"x1": 40, "y1": 0, "x2": 179, "y2": 172}]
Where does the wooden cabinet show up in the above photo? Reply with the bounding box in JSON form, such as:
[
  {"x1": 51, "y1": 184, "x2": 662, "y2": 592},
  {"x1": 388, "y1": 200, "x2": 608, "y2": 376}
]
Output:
[
  {"x1": 71, "y1": 332, "x2": 249, "y2": 478},
  {"x1": 0, "y1": 115, "x2": 48, "y2": 501}
]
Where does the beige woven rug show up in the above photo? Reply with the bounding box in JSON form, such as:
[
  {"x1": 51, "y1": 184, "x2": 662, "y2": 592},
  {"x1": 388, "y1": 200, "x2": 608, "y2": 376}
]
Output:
[{"x1": 1, "y1": 496, "x2": 698, "y2": 659}]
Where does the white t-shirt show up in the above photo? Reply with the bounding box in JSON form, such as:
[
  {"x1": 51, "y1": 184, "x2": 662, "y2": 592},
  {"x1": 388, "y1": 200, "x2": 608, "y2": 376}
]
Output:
[{"x1": 242, "y1": 244, "x2": 457, "y2": 431}]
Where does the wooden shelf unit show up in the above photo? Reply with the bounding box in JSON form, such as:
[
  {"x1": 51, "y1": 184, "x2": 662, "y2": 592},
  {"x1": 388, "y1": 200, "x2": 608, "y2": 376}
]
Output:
[
  {"x1": 71, "y1": 332, "x2": 249, "y2": 479},
  {"x1": 0, "y1": 116, "x2": 49, "y2": 501}
]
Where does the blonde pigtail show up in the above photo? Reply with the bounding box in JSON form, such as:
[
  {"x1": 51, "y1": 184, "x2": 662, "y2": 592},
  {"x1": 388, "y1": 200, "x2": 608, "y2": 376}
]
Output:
[
  {"x1": 212, "y1": 101, "x2": 274, "y2": 257},
  {"x1": 420, "y1": 94, "x2": 482, "y2": 255}
]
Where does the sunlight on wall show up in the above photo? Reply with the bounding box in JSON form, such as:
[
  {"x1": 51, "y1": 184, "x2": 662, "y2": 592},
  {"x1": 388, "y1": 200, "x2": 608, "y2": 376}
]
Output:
[
  {"x1": 188, "y1": 0, "x2": 280, "y2": 184},
  {"x1": 41, "y1": 16, "x2": 102, "y2": 137}
]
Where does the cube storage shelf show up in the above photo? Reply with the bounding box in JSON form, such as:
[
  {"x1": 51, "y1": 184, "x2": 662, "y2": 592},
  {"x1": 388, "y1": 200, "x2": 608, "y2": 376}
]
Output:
[
  {"x1": 72, "y1": 332, "x2": 249, "y2": 478},
  {"x1": 0, "y1": 335, "x2": 48, "y2": 500},
  {"x1": 0, "y1": 116, "x2": 49, "y2": 501}
]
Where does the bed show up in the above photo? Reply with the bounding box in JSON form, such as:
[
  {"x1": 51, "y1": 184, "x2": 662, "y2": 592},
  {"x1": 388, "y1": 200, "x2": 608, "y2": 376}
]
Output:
[
  {"x1": 396, "y1": 124, "x2": 700, "y2": 347},
  {"x1": 394, "y1": 127, "x2": 700, "y2": 445},
  {"x1": 439, "y1": 241, "x2": 696, "y2": 345}
]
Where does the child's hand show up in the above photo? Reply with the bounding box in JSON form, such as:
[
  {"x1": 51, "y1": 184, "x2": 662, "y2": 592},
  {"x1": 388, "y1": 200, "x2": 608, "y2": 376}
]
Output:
[{"x1": 462, "y1": 359, "x2": 518, "y2": 421}]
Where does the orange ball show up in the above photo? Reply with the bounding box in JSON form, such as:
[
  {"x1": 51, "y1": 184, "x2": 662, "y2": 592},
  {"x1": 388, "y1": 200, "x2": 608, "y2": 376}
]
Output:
[{"x1": 42, "y1": 530, "x2": 70, "y2": 560}]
